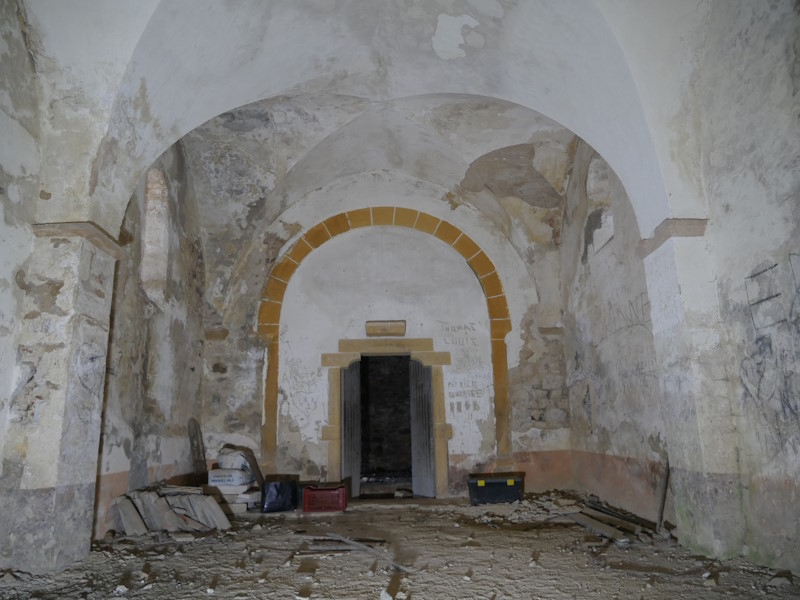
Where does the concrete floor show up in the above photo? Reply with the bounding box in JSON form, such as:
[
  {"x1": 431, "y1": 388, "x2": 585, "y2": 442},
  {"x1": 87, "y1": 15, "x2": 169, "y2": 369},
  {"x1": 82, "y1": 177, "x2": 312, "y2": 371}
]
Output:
[{"x1": 1, "y1": 495, "x2": 796, "y2": 599}]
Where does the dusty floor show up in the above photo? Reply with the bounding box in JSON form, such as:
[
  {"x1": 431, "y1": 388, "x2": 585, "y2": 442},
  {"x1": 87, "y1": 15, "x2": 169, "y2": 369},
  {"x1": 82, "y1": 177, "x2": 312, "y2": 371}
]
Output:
[{"x1": 1, "y1": 494, "x2": 797, "y2": 599}]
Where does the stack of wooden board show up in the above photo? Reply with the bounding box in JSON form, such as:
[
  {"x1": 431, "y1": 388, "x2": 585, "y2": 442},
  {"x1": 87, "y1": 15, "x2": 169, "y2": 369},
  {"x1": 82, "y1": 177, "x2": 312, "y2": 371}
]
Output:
[
  {"x1": 566, "y1": 496, "x2": 660, "y2": 545},
  {"x1": 112, "y1": 486, "x2": 230, "y2": 536}
]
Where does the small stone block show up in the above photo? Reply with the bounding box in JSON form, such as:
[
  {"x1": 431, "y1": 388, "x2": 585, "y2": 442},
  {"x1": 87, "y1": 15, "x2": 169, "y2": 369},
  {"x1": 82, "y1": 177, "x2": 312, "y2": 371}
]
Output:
[
  {"x1": 286, "y1": 239, "x2": 313, "y2": 263},
  {"x1": 258, "y1": 300, "x2": 281, "y2": 325},
  {"x1": 321, "y1": 352, "x2": 361, "y2": 367},
  {"x1": 487, "y1": 295, "x2": 509, "y2": 319},
  {"x1": 271, "y1": 257, "x2": 298, "y2": 283},
  {"x1": 320, "y1": 425, "x2": 339, "y2": 440},
  {"x1": 304, "y1": 223, "x2": 330, "y2": 248},
  {"x1": 205, "y1": 328, "x2": 229, "y2": 340},
  {"x1": 414, "y1": 212, "x2": 440, "y2": 234},
  {"x1": 394, "y1": 208, "x2": 418, "y2": 228},
  {"x1": 480, "y1": 272, "x2": 504, "y2": 297},
  {"x1": 347, "y1": 208, "x2": 372, "y2": 228},
  {"x1": 453, "y1": 234, "x2": 480, "y2": 260},
  {"x1": 263, "y1": 277, "x2": 287, "y2": 302},
  {"x1": 324, "y1": 213, "x2": 350, "y2": 237},
  {"x1": 469, "y1": 251, "x2": 495, "y2": 278},
  {"x1": 365, "y1": 320, "x2": 406, "y2": 336},
  {"x1": 258, "y1": 323, "x2": 279, "y2": 339},
  {"x1": 538, "y1": 326, "x2": 563, "y2": 336},
  {"x1": 490, "y1": 319, "x2": 512, "y2": 339},
  {"x1": 371, "y1": 206, "x2": 394, "y2": 225},
  {"x1": 434, "y1": 220, "x2": 461, "y2": 245},
  {"x1": 435, "y1": 423, "x2": 454, "y2": 439}
]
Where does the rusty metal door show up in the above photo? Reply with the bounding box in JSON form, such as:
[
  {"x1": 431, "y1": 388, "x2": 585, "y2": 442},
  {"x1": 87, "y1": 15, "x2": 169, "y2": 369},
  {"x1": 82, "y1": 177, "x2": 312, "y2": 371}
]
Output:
[
  {"x1": 340, "y1": 361, "x2": 361, "y2": 498},
  {"x1": 410, "y1": 360, "x2": 435, "y2": 497}
]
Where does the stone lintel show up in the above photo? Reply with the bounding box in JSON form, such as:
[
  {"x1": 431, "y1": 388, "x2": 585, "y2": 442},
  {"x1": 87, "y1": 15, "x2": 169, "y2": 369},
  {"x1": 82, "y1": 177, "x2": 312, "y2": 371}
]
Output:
[
  {"x1": 638, "y1": 218, "x2": 707, "y2": 258},
  {"x1": 410, "y1": 351, "x2": 451, "y2": 366},
  {"x1": 33, "y1": 221, "x2": 123, "y2": 260},
  {"x1": 338, "y1": 338, "x2": 433, "y2": 353}
]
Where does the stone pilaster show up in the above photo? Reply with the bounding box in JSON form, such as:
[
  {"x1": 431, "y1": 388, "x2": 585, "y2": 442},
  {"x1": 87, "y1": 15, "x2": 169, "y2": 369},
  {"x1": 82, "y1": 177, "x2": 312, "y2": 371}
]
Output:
[
  {"x1": 643, "y1": 234, "x2": 745, "y2": 558},
  {"x1": 0, "y1": 224, "x2": 118, "y2": 573}
]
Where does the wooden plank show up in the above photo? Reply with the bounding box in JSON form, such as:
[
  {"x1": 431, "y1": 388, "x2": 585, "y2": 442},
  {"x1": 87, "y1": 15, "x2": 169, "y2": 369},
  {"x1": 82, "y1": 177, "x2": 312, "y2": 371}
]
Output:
[
  {"x1": 158, "y1": 486, "x2": 204, "y2": 495},
  {"x1": 151, "y1": 493, "x2": 186, "y2": 532},
  {"x1": 579, "y1": 507, "x2": 641, "y2": 533},
  {"x1": 187, "y1": 495, "x2": 231, "y2": 530},
  {"x1": 128, "y1": 491, "x2": 162, "y2": 532},
  {"x1": 163, "y1": 496, "x2": 213, "y2": 532},
  {"x1": 325, "y1": 534, "x2": 413, "y2": 573},
  {"x1": 113, "y1": 497, "x2": 148, "y2": 536},
  {"x1": 567, "y1": 513, "x2": 631, "y2": 544},
  {"x1": 188, "y1": 418, "x2": 207, "y2": 483},
  {"x1": 129, "y1": 491, "x2": 185, "y2": 533},
  {"x1": 584, "y1": 499, "x2": 657, "y2": 531}
]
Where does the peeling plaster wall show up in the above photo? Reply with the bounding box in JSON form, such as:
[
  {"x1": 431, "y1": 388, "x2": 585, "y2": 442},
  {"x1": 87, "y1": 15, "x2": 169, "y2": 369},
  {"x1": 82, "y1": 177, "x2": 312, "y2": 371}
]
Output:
[
  {"x1": 181, "y1": 95, "x2": 572, "y2": 323},
  {"x1": 0, "y1": 0, "x2": 38, "y2": 474},
  {"x1": 21, "y1": 0, "x2": 158, "y2": 225},
  {"x1": 181, "y1": 97, "x2": 568, "y2": 470},
  {"x1": 3, "y1": 0, "x2": 798, "y2": 574},
  {"x1": 81, "y1": 1, "x2": 666, "y2": 241},
  {"x1": 682, "y1": 1, "x2": 800, "y2": 569},
  {"x1": 278, "y1": 227, "x2": 493, "y2": 487},
  {"x1": 561, "y1": 147, "x2": 667, "y2": 521},
  {"x1": 94, "y1": 145, "x2": 206, "y2": 538}
]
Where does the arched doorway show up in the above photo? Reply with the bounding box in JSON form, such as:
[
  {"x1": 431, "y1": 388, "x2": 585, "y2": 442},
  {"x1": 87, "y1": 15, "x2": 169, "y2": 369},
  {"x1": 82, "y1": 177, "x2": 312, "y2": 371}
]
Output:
[
  {"x1": 340, "y1": 356, "x2": 434, "y2": 498},
  {"x1": 258, "y1": 208, "x2": 512, "y2": 478}
]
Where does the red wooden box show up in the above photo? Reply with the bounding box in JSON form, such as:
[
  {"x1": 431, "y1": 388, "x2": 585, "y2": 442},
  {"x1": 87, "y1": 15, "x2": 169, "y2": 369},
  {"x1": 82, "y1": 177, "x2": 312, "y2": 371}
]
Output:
[{"x1": 302, "y1": 485, "x2": 347, "y2": 512}]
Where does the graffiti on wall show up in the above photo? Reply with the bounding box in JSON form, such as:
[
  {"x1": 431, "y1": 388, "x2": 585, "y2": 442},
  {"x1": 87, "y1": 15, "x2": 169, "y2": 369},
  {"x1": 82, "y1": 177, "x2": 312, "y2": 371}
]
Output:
[
  {"x1": 595, "y1": 291, "x2": 652, "y2": 346},
  {"x1": 437, "y1": 320, "x2": 481, "y2": 348},
  {"x1": 740, "y1": 254, "x2": 800, "y2": 451}
]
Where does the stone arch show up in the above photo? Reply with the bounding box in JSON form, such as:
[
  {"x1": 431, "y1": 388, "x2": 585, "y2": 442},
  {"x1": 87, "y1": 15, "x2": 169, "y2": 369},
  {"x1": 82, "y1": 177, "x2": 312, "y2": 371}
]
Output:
[{"x1": 256, "y1": 207, "x2": 512, "y2": 472}]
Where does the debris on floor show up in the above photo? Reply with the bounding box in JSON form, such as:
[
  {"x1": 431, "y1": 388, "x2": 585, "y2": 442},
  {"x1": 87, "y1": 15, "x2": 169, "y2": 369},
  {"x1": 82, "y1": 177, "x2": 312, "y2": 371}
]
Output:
[{"x1": 3, "y1": 490, "x2": 798, "y2": 599}]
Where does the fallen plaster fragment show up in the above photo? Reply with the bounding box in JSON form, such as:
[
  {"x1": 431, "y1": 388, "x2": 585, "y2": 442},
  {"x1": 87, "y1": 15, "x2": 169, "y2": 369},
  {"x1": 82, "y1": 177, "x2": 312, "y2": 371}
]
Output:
[
  {"x1": 768, "y1": 572, "x2": 793, "y2": 587},
  {"x1": 326, "y1": 533, "x2": 413, "y2": 574}
]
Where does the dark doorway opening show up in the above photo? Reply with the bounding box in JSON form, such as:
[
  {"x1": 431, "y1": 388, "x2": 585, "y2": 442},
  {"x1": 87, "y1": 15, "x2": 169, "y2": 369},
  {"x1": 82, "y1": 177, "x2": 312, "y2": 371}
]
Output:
[
  {"x1": 360, "y1": 355, "x2": 412, "y2": 497},
  {"x1": 341, "y1": 355, "x2": 434, "y2": 499}
]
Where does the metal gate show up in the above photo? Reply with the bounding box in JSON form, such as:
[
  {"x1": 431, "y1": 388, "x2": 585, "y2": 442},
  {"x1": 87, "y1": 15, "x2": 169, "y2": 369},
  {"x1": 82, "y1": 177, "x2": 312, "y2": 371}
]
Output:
[
  {"x1": 410, "y1": 360, "x2": 435, "y2": 498},
  {"x1": 340, "y1": 361, "x2": 361, "y2": 498}
]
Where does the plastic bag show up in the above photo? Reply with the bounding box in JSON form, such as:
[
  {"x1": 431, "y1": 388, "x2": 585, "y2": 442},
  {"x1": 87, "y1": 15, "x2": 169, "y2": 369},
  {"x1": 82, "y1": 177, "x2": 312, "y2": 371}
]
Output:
[{"x1": 260, "y1": 480, "x2": 297, "y2": 512}]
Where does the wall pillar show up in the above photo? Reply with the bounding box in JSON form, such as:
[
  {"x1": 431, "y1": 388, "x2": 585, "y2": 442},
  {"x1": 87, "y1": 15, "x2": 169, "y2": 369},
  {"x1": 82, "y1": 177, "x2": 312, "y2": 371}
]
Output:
[
  {"x1": 0, "y1": 223, "x2": 118, "y2": 573},
  {"x1": 643, "y1": 233, "x2": 744, "y2": 558}
]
